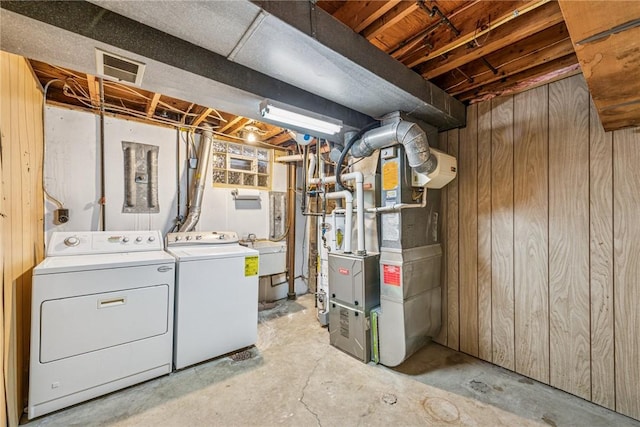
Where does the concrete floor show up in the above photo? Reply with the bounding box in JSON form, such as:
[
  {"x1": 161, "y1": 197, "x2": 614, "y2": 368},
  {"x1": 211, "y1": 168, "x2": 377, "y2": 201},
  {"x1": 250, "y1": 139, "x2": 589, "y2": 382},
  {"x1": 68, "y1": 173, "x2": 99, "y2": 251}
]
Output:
[{"x1": 25, "y1": 294, "x2": 640, "y2": 427}]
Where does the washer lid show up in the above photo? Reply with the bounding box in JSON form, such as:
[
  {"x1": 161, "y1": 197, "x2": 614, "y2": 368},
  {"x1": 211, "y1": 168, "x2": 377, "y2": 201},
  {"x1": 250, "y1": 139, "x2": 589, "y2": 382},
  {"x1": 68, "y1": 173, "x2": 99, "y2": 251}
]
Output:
[
  {"x1": 166, "y1": 244, "x2": 258, "y2": 261},
  {"x1": 34, "y1": 250, "x2": 175, "y2": 275}
]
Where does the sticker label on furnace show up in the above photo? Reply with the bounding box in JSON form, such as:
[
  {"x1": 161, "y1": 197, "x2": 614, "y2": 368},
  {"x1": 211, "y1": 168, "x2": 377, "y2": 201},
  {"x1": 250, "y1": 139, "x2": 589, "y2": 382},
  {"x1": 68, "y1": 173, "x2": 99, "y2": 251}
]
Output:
[
  {"x1": 383, "y1": 264, "x2": 401, "y2": 286},
  {"x1": 244, "y1": 256, "x2": 259, "y2": 277}
]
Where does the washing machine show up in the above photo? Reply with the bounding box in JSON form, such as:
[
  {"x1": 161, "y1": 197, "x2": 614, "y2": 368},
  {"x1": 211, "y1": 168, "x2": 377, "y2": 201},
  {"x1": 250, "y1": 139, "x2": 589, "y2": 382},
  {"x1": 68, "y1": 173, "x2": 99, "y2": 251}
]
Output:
[
  {"x1": 29, "y1": 230, "x2": 175, "y2": 419},
  {"x1": 166, "y1": 231, "x2": 259, "y2": 370}
]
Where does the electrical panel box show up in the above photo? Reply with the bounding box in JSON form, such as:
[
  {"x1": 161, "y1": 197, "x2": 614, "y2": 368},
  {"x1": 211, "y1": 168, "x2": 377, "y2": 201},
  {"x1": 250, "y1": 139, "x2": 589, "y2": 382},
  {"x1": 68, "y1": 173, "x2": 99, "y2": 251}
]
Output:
[{"x1": 328, "y1": 253, "x2": 379, "y2": 363}]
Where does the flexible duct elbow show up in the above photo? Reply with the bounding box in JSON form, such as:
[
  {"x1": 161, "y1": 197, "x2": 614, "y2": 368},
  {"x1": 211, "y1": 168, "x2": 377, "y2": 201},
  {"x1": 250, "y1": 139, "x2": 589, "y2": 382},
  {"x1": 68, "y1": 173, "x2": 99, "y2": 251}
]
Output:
[
  {"x1": 350, "y1": 120, "x2": 437, "y2": 175},
  {"x1": 398, "y1": 121, "x2": 437, "y2": 174}
]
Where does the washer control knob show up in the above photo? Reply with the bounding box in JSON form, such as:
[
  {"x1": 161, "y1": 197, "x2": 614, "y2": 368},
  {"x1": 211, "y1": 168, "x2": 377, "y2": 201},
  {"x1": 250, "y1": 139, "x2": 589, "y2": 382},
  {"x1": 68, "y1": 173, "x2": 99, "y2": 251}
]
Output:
[
  {"x1": 64, "y1": 236, "x2": 80, "y2": 247},
  {"x1": 175, "y1": 236, "x2": 182, "y2": 241},
  {"x1": 148, "y1": 236, "x2": 156, "y2": 242},
  {"x1": 196, "y1": 235, "x2": 202, "y2": 240},
  {"x1": 186, "y1": 235, "x2": 192, "y2": 240},
  {"x1": 219, "y1": 234, "x2": 225, "y2": 240},
  {"x1": 122, "y1": 237, "x2": 130, "y2": 243},
  {"x1": 135, "y1": 236, "x2": 143, "y2": 243}
]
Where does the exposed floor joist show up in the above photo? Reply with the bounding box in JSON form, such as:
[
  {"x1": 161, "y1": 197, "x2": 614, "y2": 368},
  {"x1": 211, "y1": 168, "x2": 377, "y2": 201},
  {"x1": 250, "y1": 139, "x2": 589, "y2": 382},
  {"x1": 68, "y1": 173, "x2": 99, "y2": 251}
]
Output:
[
  {"x1": 146, "y1": 92, "x2": 161, "y2": 118},
  {"x1": 418, "y1": 1, "x2": 564, "y2": 80}
]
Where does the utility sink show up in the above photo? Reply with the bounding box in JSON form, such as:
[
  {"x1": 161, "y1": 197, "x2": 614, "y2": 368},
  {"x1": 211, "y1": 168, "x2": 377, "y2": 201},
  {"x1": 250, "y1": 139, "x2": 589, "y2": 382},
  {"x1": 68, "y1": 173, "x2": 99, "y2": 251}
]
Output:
[{"x1": 240, "y1": 240, "x2": 287, "y2": 276}]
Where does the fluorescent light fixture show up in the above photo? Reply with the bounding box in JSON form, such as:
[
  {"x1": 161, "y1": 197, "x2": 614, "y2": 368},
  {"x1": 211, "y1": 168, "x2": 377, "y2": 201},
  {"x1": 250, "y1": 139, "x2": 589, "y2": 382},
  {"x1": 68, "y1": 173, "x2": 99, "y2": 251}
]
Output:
[{"x1": 260, "y1": 99, "x2": 343, "y2": 135}]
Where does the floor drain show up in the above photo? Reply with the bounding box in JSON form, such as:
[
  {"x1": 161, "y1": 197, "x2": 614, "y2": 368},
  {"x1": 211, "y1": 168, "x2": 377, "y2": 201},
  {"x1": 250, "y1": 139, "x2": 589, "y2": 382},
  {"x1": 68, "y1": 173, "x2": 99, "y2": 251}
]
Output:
[
  {"x1": 230, "y1": 350, "x2": 253, "y2": 361},
  {"x1": 381, "y1": 393, "x2": 397, "y2": 405}
]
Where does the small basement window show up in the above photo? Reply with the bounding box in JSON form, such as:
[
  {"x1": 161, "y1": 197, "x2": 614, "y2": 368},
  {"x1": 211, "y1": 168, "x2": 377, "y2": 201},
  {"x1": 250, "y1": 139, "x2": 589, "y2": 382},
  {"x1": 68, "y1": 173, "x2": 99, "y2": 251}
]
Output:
[{"x1": 211, "y1": 141, "x2": 271, "y2": 189}]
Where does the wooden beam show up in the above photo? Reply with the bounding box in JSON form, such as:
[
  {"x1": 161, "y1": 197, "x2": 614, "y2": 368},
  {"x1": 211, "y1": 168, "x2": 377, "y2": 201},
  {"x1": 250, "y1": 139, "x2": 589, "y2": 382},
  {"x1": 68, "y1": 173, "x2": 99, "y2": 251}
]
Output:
[
  {"x1": 191, "y1": 107, "x2": 213, "y2": 127},
  {"x1": 333, "y1": 0, "x2": 401, "y2": 33},
  {"x1": 435, "y1": 23, "x2": 573, "y2": 95},
  {"x1": 559, "y1": 1, "x2": 640, "y2": 43},
  {"x1": 403, "y1": 0, "x2": 551, "y2": 69},
  {"x1": 559, "y1": 0, "x2": 640, "y2": 131},
  {"x1": 218, "y1": 115, "x2": 245, "y2": 133},
  {"x1": 361, "y1": 1, "x2": 420, "y2": 40},
  {"x1": 451, "y1": 38, "x2": 574, "y2": 96},
  {"x1": 418, "y1": 1, "x2": 564, "y2": 79},
  {"x1": 86, "y1": 74, "x2": 100, "y2": 108},
  {"x1": 145, "y1": 92, "x2": 161, "y2": 118},
  {"x1": 262, "y1": 125, "x2": 285, "y2": 141},
  {"x1": 268, "y1": 131, "x2": 295, "y2": 145},
  {"x1": 460, "y1": 53, "x2": 580, "y2": 103},
  {"x1": 390, "y1": 1, "x2": 481, "y2": 59}
]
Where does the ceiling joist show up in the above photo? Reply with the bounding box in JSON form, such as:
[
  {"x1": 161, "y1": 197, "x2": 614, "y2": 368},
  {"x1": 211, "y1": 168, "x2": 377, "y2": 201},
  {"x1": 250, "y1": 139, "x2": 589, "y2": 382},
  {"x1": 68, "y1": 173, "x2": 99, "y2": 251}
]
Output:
[
  {"x1": 361, "y1": 1, "x2": 420, "y2": 41},
  {"x1": 86, "y1": 74, "x2": 100, "y2": 108},
  {"x1": 191, "y1": 107, "x2": 214, "y2": 127},
  {"x1": 333, "y1": 0, "x2": 400, "y2": 33},
  {"x1": 418, "y1": 1, "x2": 564, "y2": 80},
  {"x1": 403, "y1": 0, "x2": 551, "y2": 69},
  {"x1": 460, "y1": 53, "x2": 580, "y2": 103},
  {"x1": 146, "y1": 92, "x2": 161, "y2": 118},
  {"x1": 434, "y1": 22, "x2": 573, "y2": 95}
]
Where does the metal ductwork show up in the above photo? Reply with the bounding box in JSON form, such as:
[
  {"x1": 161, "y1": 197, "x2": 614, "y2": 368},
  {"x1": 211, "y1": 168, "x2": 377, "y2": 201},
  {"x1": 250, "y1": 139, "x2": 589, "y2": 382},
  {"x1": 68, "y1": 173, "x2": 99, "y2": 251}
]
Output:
[
  {"x1": 1, "y1": 1, "x2": 465, "y2": 139},
  {"x1": 350, "y1": 120, "x2": 437, "y2": 175},
  {"x1": 179, "y1": 124, "x2": 213, "y2": 232}
]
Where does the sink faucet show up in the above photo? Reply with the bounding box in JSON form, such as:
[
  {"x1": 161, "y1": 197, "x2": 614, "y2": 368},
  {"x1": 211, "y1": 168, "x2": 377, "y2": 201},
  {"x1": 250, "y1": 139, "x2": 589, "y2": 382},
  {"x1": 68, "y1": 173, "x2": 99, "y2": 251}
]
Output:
[{"x1": 247, "y1": 233, "x2": 257, "y2": 243}]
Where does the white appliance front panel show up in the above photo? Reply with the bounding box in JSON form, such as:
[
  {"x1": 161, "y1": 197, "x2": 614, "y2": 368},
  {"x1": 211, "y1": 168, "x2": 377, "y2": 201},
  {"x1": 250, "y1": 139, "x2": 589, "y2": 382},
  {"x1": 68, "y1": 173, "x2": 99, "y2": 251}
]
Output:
[
  {"x1": 33, "y1": 250, "x2": 175, "y2": 275},
  {"x1": 29, "y1": 261, "x2": 174, "y2": 419},
  {"x1": 40, "y1": 284, "x2": 169, "y2": 363},
  {"x1": 47, "y1": 230, "x2": 165, "y2": 256},
  {"x1": 167, "y1": 244, "x2": 258, "y2": 262},
  {"x1": 174, "y1": 255, "x2": 258, "y2": 369}
]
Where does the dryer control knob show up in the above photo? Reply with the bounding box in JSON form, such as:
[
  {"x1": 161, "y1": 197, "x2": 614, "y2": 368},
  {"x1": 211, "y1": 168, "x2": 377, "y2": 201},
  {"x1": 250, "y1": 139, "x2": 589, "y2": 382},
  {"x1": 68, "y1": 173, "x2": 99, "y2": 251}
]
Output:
[
  {"x1": 64, "y1": 236, "x2": 80, "y2": 247},
  {"x1": 148, "y1": 236, "x2": 155, "y2": 242},
  {"x1": 135, "y1": 237, "x2": 143, "y2": 243},
  {"x1": 175, "y1": 236, "x2": 182, "y2": 241},
  {"x1": 196, "y1": 235, "x2": 202, "y2": 240},
  {"x1": 122, "y1": 237, "x2": 130, "y2": 243},
  {"x1": 186, "y1": 236, "x2": 192, "y2": 240}
]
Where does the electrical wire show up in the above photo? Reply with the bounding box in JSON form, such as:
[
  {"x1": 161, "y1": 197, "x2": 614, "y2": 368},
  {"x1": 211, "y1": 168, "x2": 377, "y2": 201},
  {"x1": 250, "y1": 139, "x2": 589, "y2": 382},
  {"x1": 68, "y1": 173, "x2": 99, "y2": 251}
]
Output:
[
  {"x1": 335, "y1": 121, "x2": 379, "y2": 189},
  {"x1": 42, "y1": 79, "x2": 66, "y2": 210},
  {"x1": 56, "y1": 78, "x2": 286, "y2": 149}
]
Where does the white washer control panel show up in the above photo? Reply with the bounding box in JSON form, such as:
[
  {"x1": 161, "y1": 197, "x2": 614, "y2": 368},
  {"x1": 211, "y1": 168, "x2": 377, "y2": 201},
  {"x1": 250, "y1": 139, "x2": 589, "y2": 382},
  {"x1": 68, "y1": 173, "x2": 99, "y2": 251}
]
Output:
[
  {"x1": 166, "y1": 231, "x2": 238, "y2": 247},
  {"x1": 47, "y1": 230, "x2": 165, "y2": 256}
]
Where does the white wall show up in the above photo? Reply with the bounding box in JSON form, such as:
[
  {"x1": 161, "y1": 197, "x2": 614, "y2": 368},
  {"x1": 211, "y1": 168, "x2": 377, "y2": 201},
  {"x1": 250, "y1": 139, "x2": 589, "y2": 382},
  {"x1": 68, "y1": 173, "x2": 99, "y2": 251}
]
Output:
[
  {"x1": 44, "y1": 106, "x2": 289, "y2": 246},
  {"x1": 103, "y1": 116, "x2": 184, "y2": 232},
  {"x1": 44, "y1": 107, "x2": 100, "y2": 236}
]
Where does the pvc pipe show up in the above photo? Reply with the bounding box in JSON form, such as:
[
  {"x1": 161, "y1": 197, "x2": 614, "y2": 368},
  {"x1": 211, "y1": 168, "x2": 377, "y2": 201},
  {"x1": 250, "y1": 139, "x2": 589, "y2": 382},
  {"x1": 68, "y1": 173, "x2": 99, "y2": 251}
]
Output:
[
  {"x1": 307, "y1": 154, "x2": 316, "y2": 183},
  {"x1": 324, "y1": 190, "x2": 353, "y2": 254},
  {"x1": 287, "y1": 162, "x2": 297, "y2": 300},
  {"x1": 276, "y1": 154, "x2": 304, "y2": 163},
  {"x1": 366, "y1": 189, "x2": 427, "y2": 213},
  {"x1": 310, "y1": 171, "x2": 365, "y2": 255}
]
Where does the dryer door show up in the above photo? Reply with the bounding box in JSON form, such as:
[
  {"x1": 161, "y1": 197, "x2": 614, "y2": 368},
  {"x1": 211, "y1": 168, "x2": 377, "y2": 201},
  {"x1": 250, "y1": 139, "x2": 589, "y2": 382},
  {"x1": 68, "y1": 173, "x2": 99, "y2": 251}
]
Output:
[{"x1": 40, "y1": 284, "x2": 169, "y2": 363}]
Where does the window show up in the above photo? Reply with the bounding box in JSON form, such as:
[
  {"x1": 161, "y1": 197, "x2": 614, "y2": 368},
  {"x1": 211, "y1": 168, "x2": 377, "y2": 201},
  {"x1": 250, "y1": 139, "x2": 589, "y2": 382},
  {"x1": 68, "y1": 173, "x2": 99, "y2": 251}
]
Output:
[{"x1": 211, "y1": 141, "x2": 271, "y2": 189}]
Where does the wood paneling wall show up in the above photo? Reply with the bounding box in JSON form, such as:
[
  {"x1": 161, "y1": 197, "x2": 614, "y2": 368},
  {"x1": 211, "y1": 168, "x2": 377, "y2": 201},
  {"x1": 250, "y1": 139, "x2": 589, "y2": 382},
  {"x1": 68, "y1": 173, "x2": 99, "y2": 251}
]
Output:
[
  {"x1": 435, "y1": 74, "x2": 640, "y2": 421},
  {"x1": 0, "y1": 51, "x2": 45, "y2": 426}
]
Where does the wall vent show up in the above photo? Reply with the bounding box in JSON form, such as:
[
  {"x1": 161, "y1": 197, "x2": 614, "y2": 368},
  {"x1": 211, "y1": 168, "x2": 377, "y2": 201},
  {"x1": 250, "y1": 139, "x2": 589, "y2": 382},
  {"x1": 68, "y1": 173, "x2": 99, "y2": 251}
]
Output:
[{"x1": 96, "y1": 49, "x2": 145, "y2": 86}]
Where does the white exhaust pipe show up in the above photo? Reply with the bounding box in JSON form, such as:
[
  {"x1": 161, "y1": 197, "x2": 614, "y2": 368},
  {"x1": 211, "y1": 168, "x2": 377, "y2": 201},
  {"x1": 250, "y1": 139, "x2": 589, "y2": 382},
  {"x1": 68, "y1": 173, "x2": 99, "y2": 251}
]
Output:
[
  {"x1": 310, "y1": 171, "x2": 365, "y2": 255},
  {"x1": 323, "y1": 190, "x2": 353, "y2": 254}
]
